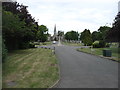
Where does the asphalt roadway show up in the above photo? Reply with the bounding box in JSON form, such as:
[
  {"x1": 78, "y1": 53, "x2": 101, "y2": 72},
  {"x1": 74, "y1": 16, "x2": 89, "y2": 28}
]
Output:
[{"x1": 53, "y1": 45, "x2": 118, "y2": 88}]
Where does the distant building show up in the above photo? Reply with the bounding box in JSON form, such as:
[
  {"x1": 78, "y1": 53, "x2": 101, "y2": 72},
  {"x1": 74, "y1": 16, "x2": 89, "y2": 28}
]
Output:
[
  {"x1": 52, "y1": 24, "x2": 65, "y2": 41},
  {"x1": 47, "y1": 34, "x2": 52, "y2": 41},
  {"x1": 118, "y1": 1, "x2": 120, "y2": 12},
  {"x1": 52, "y1": 24, "x2": 58, "y2": 41}
]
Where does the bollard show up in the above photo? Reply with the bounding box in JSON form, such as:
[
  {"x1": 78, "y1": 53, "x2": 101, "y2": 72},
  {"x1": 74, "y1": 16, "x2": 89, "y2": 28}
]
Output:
[
  {"x1": 52, "y1": 50, "x2": 55, "y2": 54},
  {"x1": 51, "y1": 47, "x2": 55, "y2": 54}
]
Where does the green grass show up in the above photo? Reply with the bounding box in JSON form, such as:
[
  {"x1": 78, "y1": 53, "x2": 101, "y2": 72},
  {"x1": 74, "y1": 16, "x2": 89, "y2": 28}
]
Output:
[
  {"x1": 35, "y1": 41, "x2": 52, "y2": 47},
  {"x1": 77, "y1": 47, "x2": 120, "y2": 61},
  {"x1": 62, "y1": 42, "x2": 82, "y2": 46},
  {"x1": 2, "y1": 48, "x2": 59, "y2": 88},
  {"x1": 41, "y1": 42, "x2": 52, "y2": 45}
]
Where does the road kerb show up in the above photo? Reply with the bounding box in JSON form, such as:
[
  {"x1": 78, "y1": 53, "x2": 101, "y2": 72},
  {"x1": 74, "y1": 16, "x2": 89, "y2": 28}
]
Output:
[{"x1": 48, "y1": 50, "x2": 61, "y2": 89}]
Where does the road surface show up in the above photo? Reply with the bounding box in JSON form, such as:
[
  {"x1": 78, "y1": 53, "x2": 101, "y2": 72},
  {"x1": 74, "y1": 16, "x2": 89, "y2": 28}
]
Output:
[{"x1": 54, "y1": 45, "x2": 118, "y2": 88}]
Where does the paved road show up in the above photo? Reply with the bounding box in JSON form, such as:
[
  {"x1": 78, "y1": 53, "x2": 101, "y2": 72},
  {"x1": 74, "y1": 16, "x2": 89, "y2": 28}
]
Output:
[{"x1": 54, "y1": 45, "x2": 118, "y2": 88}]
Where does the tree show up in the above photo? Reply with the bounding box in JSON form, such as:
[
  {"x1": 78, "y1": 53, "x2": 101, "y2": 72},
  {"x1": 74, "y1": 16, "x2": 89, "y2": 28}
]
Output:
[
  {"x1": 2, "y1": 2, "x2": 39, "y2": 50},
  {"x1": 58, "y1": 31, "x2": 64, "y2": 36},
  {"x1": 2, "y1": 2, "x2": 36, "y2": 27},
  {"x1": 92, "y1": 26, "x2": 111, "y2": 42},
  {"x1": 92, "y1": 31, "x2": 100, "y2": 42},
  {"x1": 65, "y1": 31, "x2": 78, "y2": 40},
  {"x1": 106, "y1": 12, "x2": 120, "y2": 47},
  {"x1": 37, "y1": 25, "x2": 48, "y2": 42},
  {"x1": 2, "y1": 10, "x2": 26, "y2": 50},
  {"x1": 91, "y1": 26, "x2": 111, "y2": 48},
  {"x1": 80, "y1": 29, "x2": 92, "y2": 46},
  {"x1": 98, "y1": 26, "x2": 111, "y2": 41},
  {"x1": 2, "y1": 2, "x2": 20, "y2": 15}
]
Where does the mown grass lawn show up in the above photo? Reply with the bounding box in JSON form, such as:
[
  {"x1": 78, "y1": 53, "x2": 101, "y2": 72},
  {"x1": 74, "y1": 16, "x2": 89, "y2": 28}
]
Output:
[
  {"x1": 77, "y1": 47, "x2": 120, "y2": 61},
  {"x1": 2, "y1": 48, "x2": 59, "y2": 88},
  {"x1": 62, "y1": 42, "x2": 82, "y2": 46},
  {"x1": 34, "y1": 41, "x2": 52, "y2": 47}
]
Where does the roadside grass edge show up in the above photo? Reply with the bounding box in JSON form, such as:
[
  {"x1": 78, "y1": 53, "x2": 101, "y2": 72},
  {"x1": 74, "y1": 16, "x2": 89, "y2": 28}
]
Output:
[
  {"x1": 3, "y1": 48, "x2": 60, "y2": 88},
  {"x1": 76, "y1": 49, "x2": 120, "y2": 63},
  {"x1": 48, "y1": 48, "x2": 61, "y2": 88}
]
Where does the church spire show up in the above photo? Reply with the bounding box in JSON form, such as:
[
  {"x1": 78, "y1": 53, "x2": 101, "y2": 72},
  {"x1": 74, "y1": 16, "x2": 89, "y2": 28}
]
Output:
[{"x1": 54, "y1": 24, "x2": 56, "y2": 36}]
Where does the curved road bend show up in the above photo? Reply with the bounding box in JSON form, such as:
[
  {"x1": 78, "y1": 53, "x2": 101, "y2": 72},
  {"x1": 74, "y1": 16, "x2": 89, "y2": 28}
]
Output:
[{"x1": 54, "y1": 45, "x2": 118, "y2": 88}]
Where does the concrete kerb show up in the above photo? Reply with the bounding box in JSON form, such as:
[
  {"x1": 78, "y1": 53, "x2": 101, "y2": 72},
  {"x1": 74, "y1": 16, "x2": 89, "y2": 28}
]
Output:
[
  {"x1": 48, "y1": 69, "x2": 60, "y2": 88},
  {"x1": 48, "y1": 47, "x2": 61, "y2": 89},
  {"x1": 76, "y1": 49, "x2": 119, "y2": 63}
]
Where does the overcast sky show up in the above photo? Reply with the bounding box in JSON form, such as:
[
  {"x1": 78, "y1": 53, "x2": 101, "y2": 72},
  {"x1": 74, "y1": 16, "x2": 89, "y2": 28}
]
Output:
[{"x1": 17, "y1": 0, "x2": 119, "y2": 35}]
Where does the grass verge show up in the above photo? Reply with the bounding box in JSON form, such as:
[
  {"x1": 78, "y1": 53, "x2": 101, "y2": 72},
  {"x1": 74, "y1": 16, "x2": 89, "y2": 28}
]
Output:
[
  {"x1": 62, "y1": 42, "x2": 82, "y2": 46},
  {"x1": 34, "y1": 42, "x2": 52, "y2": 47},
  {"x1": 2, "y1": 48, "x2": 59, "y2": 88},
  {"x1": 77, "y1": 47, "x2": 120, "y2": 62}
]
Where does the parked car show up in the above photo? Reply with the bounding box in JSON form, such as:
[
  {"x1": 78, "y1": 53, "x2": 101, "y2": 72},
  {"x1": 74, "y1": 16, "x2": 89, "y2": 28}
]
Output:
[{"x1": 52, "y1": 41, "x2": 56, "y2": 44}]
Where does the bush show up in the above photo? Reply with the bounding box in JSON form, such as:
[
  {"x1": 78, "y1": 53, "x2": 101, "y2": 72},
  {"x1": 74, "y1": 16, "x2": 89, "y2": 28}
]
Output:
[
  {"x1": 2, "y1": 41, "x2": 8, "y2": 63},
  {"x1": 93, "y1": 41, "x2": 100, "y2": 48},
  {"x1": 93, "y1": 40, "x2": 106, "y2": 48}
]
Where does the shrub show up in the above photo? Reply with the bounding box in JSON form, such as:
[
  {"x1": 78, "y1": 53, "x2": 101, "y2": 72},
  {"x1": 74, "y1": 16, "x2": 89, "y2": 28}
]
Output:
[
  {"x1": 93, "y1": 40, "x2": 106, "y2": 48},
  {"x1": 92, "y1": 41, "x2": 100, "y2": 48}
]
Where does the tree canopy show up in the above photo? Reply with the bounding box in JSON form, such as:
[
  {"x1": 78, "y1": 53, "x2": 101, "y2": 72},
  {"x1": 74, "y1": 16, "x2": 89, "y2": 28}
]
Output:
[
  {"x1": 58, "y1": 31, "x2": 64, "y2": 36},
  {"x1": 65, "y1": 31, "x2": 79, "y2": 40},
  {"x1": 80, "y1": 29, "x2": 92, "y2": 46},
  {"x1": 106, "y1": 12, "x2": 120, "y2": 43},
  {"x1": 92, "y1": 31, "x2": 100, "y2": 42},
  {"x1": 91, "y1": 26, "x2": 111, "y2": 42},
  {"x1": 98, "y1": 26, "x2": 111, "y2": 41},
  {"x1": 2, "y1": 1, "x2": 48, "y2": 50},
  {"x1": 36, "y1": 25, "x2": 48, "y2": 42}
]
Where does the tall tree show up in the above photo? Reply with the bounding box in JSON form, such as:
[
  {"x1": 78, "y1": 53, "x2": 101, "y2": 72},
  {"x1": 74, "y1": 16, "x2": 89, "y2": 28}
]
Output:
[
  {"x1": 80, "y1": 29, "x2": 92, "y2": 46},
  {"x1": 2, "y1": 2, "x2": 38, "y2": 50},
  {"x1": 92, "y1": 31, "x2": 100, "y2": 42},
  {"x1": 65, "y1": 31, "x2": 78, "y2": 40},
  {"x1": 98, "y1": 26, "x2": 111, "y2": 41},
  {"x1": 92, "y1": 26, "x2": 111, "y2": 42},
  {"x1": 37, "y1": 25, "x2": 48, "y2": 42},
  {"x1": 2, "y1": 10, "x2": 26, "y2": 50},
  {"x1": 106, "y1": 12, "x2": 120, "y2": 46},
  {"x1": 58, "y1": 31, "x2": 64, "y2": 36}
]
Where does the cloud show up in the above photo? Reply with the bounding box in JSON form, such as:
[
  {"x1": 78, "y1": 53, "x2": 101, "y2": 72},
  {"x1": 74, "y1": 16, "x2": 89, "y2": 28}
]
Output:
[
  {"x1": 17, "y1": 0, "x2": 119, "y2": 35},
  {"x1": 17, "y1": 0, "x2": 119, "y2": 3}
]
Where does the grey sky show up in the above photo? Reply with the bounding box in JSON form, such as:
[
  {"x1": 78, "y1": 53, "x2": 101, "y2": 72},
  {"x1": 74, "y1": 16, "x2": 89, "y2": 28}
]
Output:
[{"x1": 17, "y1": 0, "x2": 119, "y2": 35}]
